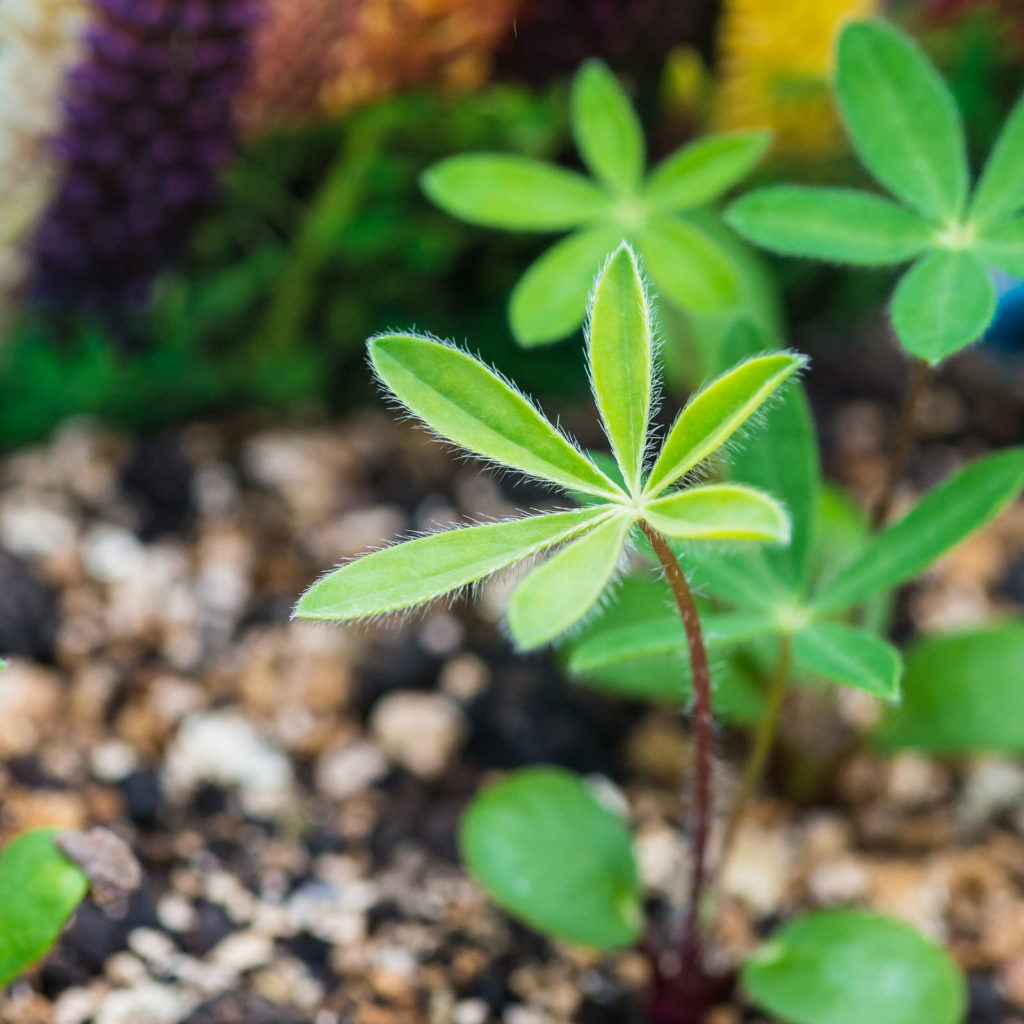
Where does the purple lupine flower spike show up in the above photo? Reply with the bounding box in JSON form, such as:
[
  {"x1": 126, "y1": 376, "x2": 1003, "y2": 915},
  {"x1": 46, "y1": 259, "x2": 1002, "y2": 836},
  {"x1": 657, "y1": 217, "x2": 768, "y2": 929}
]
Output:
[{"x1": 31, "y1": 0, "x2": 264, "y2": 313}]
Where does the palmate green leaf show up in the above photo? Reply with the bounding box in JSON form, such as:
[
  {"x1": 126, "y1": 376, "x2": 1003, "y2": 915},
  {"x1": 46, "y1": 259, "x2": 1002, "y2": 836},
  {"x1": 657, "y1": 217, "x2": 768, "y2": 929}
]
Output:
[
  {"x1": 460, "y1": 767, "x2": 642, "y2": 949},
  {"x1": 507, "y1": 513, "x2": 630, "y2": 649},
  {"x1": 369, "y1": 335, "x2": 619, "y2": 496},
  {"x1": 891, "y1": 250, "x2": 995, "y2": 364},
  {"x1": 721, "y1": 322, "x2": 819, "y2": 586},
  {"x1": 793, "y1": 623, "x2": 902, "y2": 702},
  {"x1": 295, "y1": 507, "x2": 610, "y2": 620},
  {"x1": 420, "y1": 155, "x2": 607, "y2": 231},
  {"x1": 876, "y1": 624, "x2": 1024, "y2": 753},
  {"x1": 644, "y1": 484, "x2": 789, "y2": 543},
  {"x1": 571, "y1": 61, "x2": 644, "y2": 195},
  {"x1": 568, "y1": 610, "x2": 775, "y2": 673},
  {"x1": 645, "y1": 353, "x2": 803, "y2": 496},
  {"x1": 837, "y1": 21, "x2": 968, "y2": 222},
  {"x1": 743, "y1": 909, "x2": 966, "y2": 1024},
  {"x1": 588, "y1": 245, "x2": 652, "y2": 491},
  {"x1": 971, "y1": 92, "x2": 1024, "y2": 224},
  {"x1": 815, "y1": 448, "x2": 1024, "y2": 612},
  {"x1": 638, "y1": 217, "x2": 741, "y2": 314},
  {"x1": 646, "y1": 131, "x2": 771, "y2": 212},
  {"x1": 726, "y1": 187, "x2": 932, "y2": 266},
  {"x1": 510, "y1": 226, "x2": 622, "y2": 346},
  {"x1": 0, "y1": 830, "x2": 89, "y2": 987},
  {"x1": 976, "y1": 216, "x2": 1024, "y2": 278}
]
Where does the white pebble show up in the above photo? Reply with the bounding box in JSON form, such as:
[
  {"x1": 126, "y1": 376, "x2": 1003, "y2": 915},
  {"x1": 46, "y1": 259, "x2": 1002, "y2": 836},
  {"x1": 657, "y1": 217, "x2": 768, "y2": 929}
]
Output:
[{"x1": 163, "y1": 711, "x2": 294, "y2": 816}]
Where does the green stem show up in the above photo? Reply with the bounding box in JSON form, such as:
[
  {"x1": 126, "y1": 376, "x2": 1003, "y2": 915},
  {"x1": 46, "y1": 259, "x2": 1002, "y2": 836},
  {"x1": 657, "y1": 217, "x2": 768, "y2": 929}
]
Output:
[
  {"x1": 259, "y1": 107, "x2": 394, "y2": 353},
  {"x1": 716, "y1": 634, "x2": 792, "y2": 887},
  {"x1": 870, "y1": 356, "x2": 930, "y2": 529}
]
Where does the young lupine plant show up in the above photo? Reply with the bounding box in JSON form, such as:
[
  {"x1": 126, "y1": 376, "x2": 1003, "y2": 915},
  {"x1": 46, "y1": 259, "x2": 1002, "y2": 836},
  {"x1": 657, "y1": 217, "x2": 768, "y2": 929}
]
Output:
[
  {"x1": 566, "y1": 323, "x2": 1019, "y2": 1023},
  {"x1": 727, "y1": 17, "x2": 1024, "y2": 526},
  {"x1": 422, "y1": 59, "x2": 770, "y2": 346},
  {"x1": 728, "y1": 18, "x2": 1024, "y2": 366},
  {"x1": 296, "y1": 245, "x2": 803, "y2": 1008}
]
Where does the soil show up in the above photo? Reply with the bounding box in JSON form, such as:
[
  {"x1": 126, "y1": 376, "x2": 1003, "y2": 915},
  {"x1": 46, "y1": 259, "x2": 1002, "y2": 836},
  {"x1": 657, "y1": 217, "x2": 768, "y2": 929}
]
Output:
[{"x1": 1, "y1": 340, "x2": 1023, "y2": 1024}]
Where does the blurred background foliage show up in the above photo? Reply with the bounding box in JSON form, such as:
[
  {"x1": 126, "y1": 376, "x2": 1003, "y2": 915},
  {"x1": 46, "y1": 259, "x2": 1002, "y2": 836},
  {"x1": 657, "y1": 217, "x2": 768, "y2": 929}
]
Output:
[{"x1": 2, "y1": 0, "x2": 1024, "y2": 448}]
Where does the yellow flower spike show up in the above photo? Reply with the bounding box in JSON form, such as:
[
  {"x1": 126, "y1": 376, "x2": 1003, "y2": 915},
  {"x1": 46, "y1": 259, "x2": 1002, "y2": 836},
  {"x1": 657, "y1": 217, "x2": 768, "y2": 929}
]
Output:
[{"x1": 715, "y1": 0, "x2": 878, "y2": 161}]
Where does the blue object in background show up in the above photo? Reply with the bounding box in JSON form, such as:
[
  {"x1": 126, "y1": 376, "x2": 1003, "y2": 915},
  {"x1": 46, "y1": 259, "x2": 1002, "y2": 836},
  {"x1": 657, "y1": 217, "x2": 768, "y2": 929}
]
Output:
[{"x1": 985, "y1": 270, "x2": 1024, "y2": 356}]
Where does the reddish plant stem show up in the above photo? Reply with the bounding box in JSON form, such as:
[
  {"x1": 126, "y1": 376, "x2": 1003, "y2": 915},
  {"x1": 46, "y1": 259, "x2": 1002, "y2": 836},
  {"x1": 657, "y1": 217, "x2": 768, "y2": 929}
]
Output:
[
  {"x1": 640, "y1": 521, "x2": 713, "y2": 980},
  {"x1": 870, "y1": 357, "x2": 930, "y2": 529}
]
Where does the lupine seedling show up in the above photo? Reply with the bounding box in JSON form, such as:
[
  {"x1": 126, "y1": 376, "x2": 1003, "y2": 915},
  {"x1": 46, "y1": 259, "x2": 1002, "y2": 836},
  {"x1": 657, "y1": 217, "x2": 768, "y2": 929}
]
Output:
[
  {"x1": 566, "y1": 321, "x2": 1024, "y2": 886},
  {"x1": 422, "y1": 60, "x2": 770, "y2": 346},
  {"x1": 296, "y1": 244, "x2": 803, "y2": 1012},
  {"x1": 0, "y1": 830, "x2": 89, "y2": 988},
  {"x1": 727, "y1": 17, "x2": 1024, "y2": 526},
  {"x1": 727, "y1": 19, "x2": 1024, "y2": 365}
]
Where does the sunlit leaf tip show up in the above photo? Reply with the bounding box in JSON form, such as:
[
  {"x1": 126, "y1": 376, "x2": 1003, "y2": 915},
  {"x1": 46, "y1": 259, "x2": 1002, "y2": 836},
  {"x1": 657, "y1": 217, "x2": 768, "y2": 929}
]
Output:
[{"x1": 367, "y1": 333, "x2": 622, "y2": 498}]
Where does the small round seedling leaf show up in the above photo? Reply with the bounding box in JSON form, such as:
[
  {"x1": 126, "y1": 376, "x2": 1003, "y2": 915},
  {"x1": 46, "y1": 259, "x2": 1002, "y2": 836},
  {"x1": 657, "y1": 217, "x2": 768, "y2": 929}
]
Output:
[
  {"x1": 876, "y1": 624, "x2": 1024, "y2": 753},
  {"x1": 891, "y1": 250, "x2": 996, "y2": 364},
  {"x1": 743, "y1": 909, "x2": 966, "y2": 1024},
  {"x1": 0, "y1": 829, "x2": 89, "y2": 987},
  {"x1": 460, "y1": 767, "x2": 642, "y2": 949}
]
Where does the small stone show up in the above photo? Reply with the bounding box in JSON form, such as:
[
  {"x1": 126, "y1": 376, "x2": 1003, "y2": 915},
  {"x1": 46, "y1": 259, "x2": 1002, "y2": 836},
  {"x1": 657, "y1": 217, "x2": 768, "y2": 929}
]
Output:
[
  {"x1": 82, "y1": 525, "x2": 146, "y2": 584},
  {"x1": 0, "y1": 661, "x2": 61, "y2": 757},
  {"x1": 90, "y1": 740, "x2": 138, "y2": 782},
  {"x1": 315, "y1": 740, "x2": 388, "y2": 801},
  {"x1": 439, "y1": 654, "x2": 488, "y2": 701},
  {"x1": 370, "y1": 692, "x2": 467, "y2": 780},
  {"x1": 157, "y1": 894, "x2": 198, "y2": 933},
  {"x1": 808, "y1": 857, "x2": 870, "y2": 905},
  {"x1": 55, "y1": 827, "x2": 142, "y2": 907},
  {"x1": 209, "y1": 930, "x2": 274, "y2": 976},
  {"x1": 93, "y1": 981, "x2": 197, "y2": 1024},
  {"x1": 163, "y1": 711, "x2": 294, "y2": 816},
  {"x1": 720, "y1": 824, "x2": 791, "y2": 915},
  {"x1": 453, "y1": 999, "x2": 489, "y2": 1024},
  {"x1": 635, "y1": 825, "x2": 685, "y2": 896},
  {"x1": 959, "y1": 758, "x2": 1024, "y2": 833}
]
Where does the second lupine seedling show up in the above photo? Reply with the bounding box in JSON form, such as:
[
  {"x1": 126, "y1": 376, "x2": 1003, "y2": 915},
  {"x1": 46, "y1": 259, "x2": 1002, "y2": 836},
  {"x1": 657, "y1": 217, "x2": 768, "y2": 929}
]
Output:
[{"x1": 296, "y1": 244, "x2": 802, "y2": 994}]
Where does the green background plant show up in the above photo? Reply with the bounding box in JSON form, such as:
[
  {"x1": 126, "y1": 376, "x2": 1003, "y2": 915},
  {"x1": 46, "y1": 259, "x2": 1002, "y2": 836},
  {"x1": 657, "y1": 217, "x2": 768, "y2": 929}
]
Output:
[
  {"x1": 728, "y1": 19, "x2": 1024, "y2": 364},
  {"x1": 423, "y1": 60, "x2": 769, "y2": 346}
]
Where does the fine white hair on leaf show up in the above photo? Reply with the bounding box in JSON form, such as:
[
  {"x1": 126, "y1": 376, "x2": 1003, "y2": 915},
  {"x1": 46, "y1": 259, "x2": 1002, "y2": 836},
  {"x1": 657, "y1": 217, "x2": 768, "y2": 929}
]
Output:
[
  {"x1": 364, "y1": 329, "x2": 613, "y2": 493},
  {"x1": 290, "y1": 504, "x2": 609, "y2": 628},
  {"x1": 582, "y1": 241, "x2": 665, "y2": 484}
]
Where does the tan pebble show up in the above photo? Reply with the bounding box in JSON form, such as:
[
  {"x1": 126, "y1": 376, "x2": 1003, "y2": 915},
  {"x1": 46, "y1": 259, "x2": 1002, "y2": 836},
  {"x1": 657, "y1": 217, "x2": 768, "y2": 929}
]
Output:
[
  {"x1": 439, "y1": 653, "x2": 489, "y2": 701},
  {"x1": 0, "y1": 661, "x2": 61, "y2": 757},
  {"x1": 720, "y1": 825, "x2": 792, "y2": 915},
  {"x1": 5, "y1": 789, "x2": 86, "y2": 832},
  {"x1": 316, "y1": 739, "x2": 388, "y2": 801},
  {"x1": 370, "y1": 691, "x2": 466, "y2": 780},
  {"x1": 808, "y1": 857, "x2": 870, "y2": 905}
]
